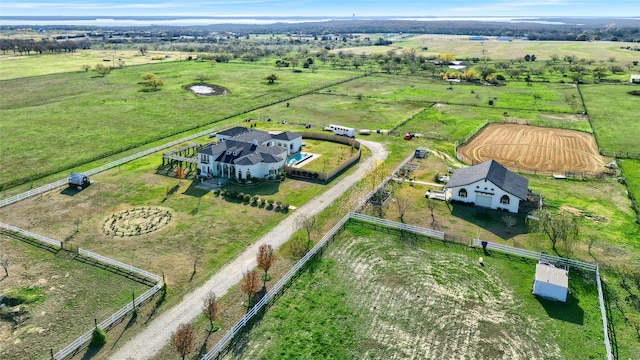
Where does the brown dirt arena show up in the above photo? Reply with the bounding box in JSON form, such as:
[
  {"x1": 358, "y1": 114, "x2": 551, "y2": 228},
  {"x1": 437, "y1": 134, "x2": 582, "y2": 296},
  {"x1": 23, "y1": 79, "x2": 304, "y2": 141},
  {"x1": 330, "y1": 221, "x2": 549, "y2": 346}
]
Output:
[{"x1": 457, "y1": 123, "x2": 604, "y2": 174}]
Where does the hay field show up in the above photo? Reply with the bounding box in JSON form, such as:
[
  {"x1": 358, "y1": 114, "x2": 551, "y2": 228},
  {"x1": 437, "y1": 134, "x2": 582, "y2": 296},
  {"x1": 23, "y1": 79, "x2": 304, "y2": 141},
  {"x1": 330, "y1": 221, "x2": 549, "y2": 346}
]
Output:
[{"x1": 457, "y1": 123, "x2": 605, "y2": 173}]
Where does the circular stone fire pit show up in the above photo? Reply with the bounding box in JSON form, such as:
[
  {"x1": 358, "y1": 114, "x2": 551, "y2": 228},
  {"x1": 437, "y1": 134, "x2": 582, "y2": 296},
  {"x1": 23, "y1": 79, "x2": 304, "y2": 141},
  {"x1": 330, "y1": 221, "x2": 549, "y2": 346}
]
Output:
[
  {"x1": 183, "y1": 84, "x2": 228, "y2": 96},
  {"x1": 102, "y1": 207, "x2": 172, "y2": 237}
]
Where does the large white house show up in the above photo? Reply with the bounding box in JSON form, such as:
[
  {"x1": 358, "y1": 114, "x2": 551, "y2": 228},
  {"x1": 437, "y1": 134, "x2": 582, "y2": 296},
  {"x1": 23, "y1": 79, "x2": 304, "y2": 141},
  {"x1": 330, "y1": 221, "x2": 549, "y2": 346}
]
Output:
[
  {"x1": 444, "y1": 159, "x2": 529, "y2": 213},
  {"x1": 197, "y1": 127, "x2": 302, "y2": 180}
]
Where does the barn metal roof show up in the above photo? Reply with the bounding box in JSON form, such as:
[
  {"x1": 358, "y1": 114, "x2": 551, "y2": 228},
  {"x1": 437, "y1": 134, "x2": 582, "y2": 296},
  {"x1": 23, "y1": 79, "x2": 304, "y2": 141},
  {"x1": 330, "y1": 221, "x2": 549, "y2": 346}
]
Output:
[{"x1": 445, "y1": 160, "x2": 529, "y2": 200}]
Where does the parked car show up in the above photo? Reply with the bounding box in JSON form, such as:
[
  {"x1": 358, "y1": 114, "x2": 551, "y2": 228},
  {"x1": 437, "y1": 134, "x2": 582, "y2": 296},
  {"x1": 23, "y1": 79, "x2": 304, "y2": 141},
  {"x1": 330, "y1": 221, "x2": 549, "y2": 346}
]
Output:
[{"x1": 404, "y1": 133, "x2": 415, "y2": 140}]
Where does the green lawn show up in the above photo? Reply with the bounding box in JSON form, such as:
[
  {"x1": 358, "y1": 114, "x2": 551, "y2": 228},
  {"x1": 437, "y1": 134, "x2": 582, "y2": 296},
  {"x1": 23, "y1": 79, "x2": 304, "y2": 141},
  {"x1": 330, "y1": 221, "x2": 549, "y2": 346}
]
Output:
[
  {"x1": 0, "y1": 61, "x2": 359, "y2": 190},
  {"x1": 579, "y1": 84, "x2": 640, "y2": 154},
  {"x1": 226, "y1": 224, "x2": 605, "y2": 360}
]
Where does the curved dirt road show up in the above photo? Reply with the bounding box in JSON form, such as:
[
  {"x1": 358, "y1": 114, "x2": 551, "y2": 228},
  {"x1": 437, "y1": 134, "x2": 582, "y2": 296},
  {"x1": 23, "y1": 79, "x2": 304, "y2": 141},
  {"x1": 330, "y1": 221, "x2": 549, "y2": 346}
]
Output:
[{"x1": 110, "y1": 140, "x2": 387, "y2": 360}]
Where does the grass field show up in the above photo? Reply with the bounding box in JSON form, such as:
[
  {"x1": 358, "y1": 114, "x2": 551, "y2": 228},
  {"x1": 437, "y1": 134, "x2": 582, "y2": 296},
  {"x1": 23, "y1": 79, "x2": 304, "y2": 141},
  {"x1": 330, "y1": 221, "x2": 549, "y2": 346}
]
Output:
[
  {"x1": 0, "y1": 50, "x2": 183, "y2": 80},
  {"x1": 0, "y1": 237, "x2": 150, "y2": 359},
  {"x1": 1, "y1": 41, "x2": 639, "y2": 359},
  {"x1": 338, "y1": 35, "x2": 640, "y2": 63},
  {"x1": 579, "y1": 84, "x2": 640, "y2": 154},
  {"x1": 0, "y1": 61, "x2": 359, "y2": 190},
  {"x1": 224, "y1": 224, "x2": 604, "y2": 359}
]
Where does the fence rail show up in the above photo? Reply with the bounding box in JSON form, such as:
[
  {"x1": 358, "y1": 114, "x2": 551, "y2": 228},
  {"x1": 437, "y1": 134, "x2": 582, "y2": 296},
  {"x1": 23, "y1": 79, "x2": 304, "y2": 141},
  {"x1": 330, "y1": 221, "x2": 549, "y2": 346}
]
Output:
[
  {"x1": 596, "y1": 266, "x2": 613, "y2": 360},
  {"x1": 78, "y1": 248, "x2": 160, "y2": 283},
  {"x1": 0, "y1": 221, "x2": 61, "y2": 248},
  {"x1": 350, "y1": 212, "x2": 445, "y2": 240},
  {"x1": 0, "y1": 128, "x2": 217, "y2": 209},
  {"x1": 53, "y1": 282, "x2": 162, "y2": 360},
  {"x1": 201, "y1": 214, "x2": 350, "y2": 360},
  {"x1": 0, "y1": 222, "x2": 162, "y2": 360},
  {"x1": 471, "y1": 239, "x2": 597, "y2": 272}
]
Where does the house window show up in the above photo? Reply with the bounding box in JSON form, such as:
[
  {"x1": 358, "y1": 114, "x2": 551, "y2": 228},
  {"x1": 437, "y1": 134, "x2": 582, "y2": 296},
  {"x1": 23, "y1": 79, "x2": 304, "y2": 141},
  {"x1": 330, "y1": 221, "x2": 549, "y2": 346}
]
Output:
[
  {"x1": 458, "y1": 188, "x2": 467, "y2": 198},
  {"x1": 200, "y1": 154, "x2": 208, "y2": 164},
  {"x1": 500, "y1": 195, "x2": 510, "y2": 205}
]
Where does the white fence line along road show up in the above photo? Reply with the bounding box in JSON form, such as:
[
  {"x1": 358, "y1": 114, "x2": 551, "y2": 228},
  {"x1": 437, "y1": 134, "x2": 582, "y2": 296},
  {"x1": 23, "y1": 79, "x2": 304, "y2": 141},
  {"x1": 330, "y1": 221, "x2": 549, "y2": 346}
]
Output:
[
  {"x1": 0, "y1": 127, "x2": 217, "y2": 210},
  {"x1": 109, "y1": 139, "x2": 388, "y2": 360},
  {"x1": 201, "y1": 215, "x2": 350, "y2": 360}
]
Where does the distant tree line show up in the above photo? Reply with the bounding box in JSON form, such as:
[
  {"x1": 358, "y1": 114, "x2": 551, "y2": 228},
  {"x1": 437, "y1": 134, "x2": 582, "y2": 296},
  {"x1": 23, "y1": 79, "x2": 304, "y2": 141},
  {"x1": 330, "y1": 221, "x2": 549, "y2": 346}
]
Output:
[{"x1": 0, "y1": 38, "x2": 89, "y2": 54}]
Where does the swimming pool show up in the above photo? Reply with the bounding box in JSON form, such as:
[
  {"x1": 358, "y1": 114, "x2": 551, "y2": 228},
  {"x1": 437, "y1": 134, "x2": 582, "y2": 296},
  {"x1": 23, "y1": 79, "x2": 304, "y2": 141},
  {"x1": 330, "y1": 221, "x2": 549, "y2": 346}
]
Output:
[{"x1": 287, "y1": 152, "x2": 312, "y2": 165}]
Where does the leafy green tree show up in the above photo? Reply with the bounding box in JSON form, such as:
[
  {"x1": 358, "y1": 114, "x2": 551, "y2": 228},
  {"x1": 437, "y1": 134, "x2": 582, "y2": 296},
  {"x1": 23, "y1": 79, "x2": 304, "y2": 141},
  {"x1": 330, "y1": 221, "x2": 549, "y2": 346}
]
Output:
[
  {"x1": 140, "y1": 73, "x2": 165, "y2": 91},
  {"x1": 81, "y1": 64, "x2": 91, "y2": 72},
  {"x1": 263, "y1": 73, "x2": 279, "y2": 84},
  {"x1": 94, "y1": 63, "x2": 110, "y2": 77}
]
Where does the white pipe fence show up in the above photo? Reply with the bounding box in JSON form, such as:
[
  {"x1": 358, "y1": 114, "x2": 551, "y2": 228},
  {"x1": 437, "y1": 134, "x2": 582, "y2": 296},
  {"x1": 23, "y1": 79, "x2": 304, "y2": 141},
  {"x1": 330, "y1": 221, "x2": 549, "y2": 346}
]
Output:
[
  {"x1": 0, "y1": 221, "x2": 61, "y2": 248},
  {"x1": 470, "y1": 239, "x2": 597, "y2": 272},
  {"x1": 596, "y1": 266, "x2": 613, "y2": 360},
  {"x1": 350, "y1": 212, "x2": 445, "y2": 240},
  {"x1": 0, "y1": 222, "x2": 162, "y2": 360},
  {"x1": 201, "y1": 214, "x2": 351, "y2": 360},
  {"x1": 0, "y1": 127, "x2": 217, "y2": 209}
]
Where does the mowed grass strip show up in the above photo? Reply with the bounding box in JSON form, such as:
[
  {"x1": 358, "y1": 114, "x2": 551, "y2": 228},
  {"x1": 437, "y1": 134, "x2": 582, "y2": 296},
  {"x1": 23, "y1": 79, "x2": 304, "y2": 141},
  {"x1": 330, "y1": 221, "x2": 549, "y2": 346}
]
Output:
[
  {"x1": 0, "y1": 237, "x2": 150, "y2": 360},
  {"x1": 225, "y1": 224, "x2": 604, "y2": 360},
  {"x1": 0, "y1": 62, "x2": 358, "y2": 189}
]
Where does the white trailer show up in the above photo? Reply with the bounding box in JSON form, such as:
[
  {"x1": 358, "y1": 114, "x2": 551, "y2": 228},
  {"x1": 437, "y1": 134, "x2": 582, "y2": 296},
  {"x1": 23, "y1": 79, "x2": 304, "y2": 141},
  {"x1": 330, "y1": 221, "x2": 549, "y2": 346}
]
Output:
[{"x1": 329, "y1": 124, "x2": 355, "y2": 138}]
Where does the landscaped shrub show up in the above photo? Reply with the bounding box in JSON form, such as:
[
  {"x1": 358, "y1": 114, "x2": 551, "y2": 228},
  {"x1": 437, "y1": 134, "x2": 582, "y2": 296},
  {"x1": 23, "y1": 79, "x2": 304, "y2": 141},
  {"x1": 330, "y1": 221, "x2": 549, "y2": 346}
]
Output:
[
  {"x1": 243, "y1": 194, "x2": 251, "y2": 202},
  {"x1": 276, "y1": 201, "x2": 282, "y2": 208},
  {"x1": 280, "y1": 203, "x2": 289, "y2": 212},
  {"x1": 213, "y1": 189, "x2": 220, "y2": 196},
  {"x1": 251, "y1": 196, "x2": 258, "y2": 204},
  {"x1": 238, "y1": 192, "x2": 245, "y2": 199},
  {"x1": 91, "y1": 327, "x2": 107, "y2": 346}
]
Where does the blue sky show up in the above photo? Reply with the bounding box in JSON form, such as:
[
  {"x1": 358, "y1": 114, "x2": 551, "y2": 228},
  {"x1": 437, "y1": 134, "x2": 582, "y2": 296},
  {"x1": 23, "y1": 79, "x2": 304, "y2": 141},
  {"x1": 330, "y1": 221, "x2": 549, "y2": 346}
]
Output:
[{"x1": 1, "y1": 0, "x2": 639, "y2": 18}]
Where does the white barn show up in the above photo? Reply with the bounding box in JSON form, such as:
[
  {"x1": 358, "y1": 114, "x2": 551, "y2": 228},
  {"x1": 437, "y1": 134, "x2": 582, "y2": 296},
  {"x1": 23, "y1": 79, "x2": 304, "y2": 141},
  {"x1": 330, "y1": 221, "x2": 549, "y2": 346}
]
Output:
[
  {"x1": 532, "y1": 262, "x2": 569, "y2": 302},
  {"x1": 198, "y1": 127, "x2": 302, "y2": 180},
  {"x1": 444, "y1": 160, "x2": 529, "y2": 213}
]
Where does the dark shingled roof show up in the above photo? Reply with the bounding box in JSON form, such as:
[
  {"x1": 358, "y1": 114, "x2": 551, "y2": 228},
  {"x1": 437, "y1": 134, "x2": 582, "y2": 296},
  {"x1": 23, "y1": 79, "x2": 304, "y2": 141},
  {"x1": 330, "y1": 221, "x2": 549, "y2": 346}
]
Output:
[
  {"x1": 271, "y1": 131, "x2": 301, "y2": 141},
  {"x1": 445, "y1": 160, "x2": 529, "y2": 200},
  {"x1": 199, "y1": 140, "x2": 286, "y2": 165},
  {"x1": 217, "y1": 126, "x2": 251, "y2": 138},
  {"x1": 228, "y1": 130, "x2": 273, "y2": 144}
]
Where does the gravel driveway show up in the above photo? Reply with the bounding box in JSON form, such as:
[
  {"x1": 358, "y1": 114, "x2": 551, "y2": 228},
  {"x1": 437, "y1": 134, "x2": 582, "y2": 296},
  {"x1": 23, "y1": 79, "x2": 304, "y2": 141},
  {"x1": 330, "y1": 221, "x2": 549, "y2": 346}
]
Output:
[{"x1": 110, "y1": 139, "x2": 388, "y2": 360}]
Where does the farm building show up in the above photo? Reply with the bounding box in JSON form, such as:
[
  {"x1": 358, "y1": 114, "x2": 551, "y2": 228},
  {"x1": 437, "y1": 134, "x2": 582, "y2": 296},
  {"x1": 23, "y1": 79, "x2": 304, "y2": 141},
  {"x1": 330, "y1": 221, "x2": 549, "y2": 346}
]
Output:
[
  {"x1": 197, "y1": 127, "x2": 302, "y2": 180},
  {"x1": 631, "y1": 74, "x2": 640, "y2": 84},
  {"x1": 68, "y1": 172, "x2": 91, "y2": 190},
  {"x1": 444, "y1": 159, "x2": 529, "y2": 213},
  {"x1": 532, "y1": 262, "x2": 569, "y2": 302}
]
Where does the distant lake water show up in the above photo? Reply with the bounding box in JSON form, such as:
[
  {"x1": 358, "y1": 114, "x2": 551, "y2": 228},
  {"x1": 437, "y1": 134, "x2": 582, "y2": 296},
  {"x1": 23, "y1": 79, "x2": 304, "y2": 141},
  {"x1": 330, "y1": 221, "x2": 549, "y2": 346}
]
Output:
[{"x1": 0, "y1": 16, "x2": 578, "y2": 27}]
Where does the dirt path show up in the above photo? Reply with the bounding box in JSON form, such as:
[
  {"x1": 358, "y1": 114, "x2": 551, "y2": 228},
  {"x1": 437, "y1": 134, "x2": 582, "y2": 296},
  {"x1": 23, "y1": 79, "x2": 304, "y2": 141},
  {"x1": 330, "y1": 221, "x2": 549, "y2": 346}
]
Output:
[{"x1": 110, "y1": 140, "x2": 388, "y2": 360}]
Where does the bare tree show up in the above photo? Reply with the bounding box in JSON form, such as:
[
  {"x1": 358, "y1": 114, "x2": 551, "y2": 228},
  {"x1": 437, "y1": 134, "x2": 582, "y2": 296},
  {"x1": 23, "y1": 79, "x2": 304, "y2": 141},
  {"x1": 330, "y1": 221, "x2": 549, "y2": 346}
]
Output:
[
  {"x1": 171, "y1": 323, "x2": 195, "y2": 360},
  {"x1": 81, "y1": 64, "x2": 91, "y2": 72},
  {"x1": 241, "y1": 270, "x2": 260, "y2": 307},
  {"x1": 257, "y1": 244, "x2": 274, "y2": 286},
  {"x1": 0, "y1": 254, "x2": 13, "y2": 276},
  {"x1": 203, "y1": 291, "x2": 220, "y2": 332},
  {"x1": 194, "y1": 74, "x2": 210, "y2": 84},
  {"x1": 392, "y1": 194, "x2": 409, "y2": 223},
  {"x1": 528, "y1": 209, "x2": 579, "y2": 252},
  {"x1": 94, "y1": 63, "x2": 110, "y2": 77},
  {"x1": 426, "y1": 198, "x2": 439, "y2": 229},
  {"x1": 296, "y1": 214, "x2": 317, "y2": 251}
]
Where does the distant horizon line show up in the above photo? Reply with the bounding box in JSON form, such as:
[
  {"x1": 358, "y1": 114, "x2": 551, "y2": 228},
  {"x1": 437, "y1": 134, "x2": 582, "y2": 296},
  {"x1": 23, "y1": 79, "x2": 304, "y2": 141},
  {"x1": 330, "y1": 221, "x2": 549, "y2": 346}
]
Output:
[{"x1": 2, "y1": 15, "x2": 639, "y2": 19}]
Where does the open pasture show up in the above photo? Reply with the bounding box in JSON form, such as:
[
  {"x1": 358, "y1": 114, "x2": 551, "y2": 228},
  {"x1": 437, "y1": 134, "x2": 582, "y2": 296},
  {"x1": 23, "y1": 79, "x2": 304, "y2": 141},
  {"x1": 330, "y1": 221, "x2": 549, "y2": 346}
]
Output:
[
  {"x1": 579, "y1": 84, "x2": 640, "y2": 155},
  {"x1": 338, "y1": 35, "x2": 640, "y2": 63},
  {"x1": 0, "y1": 61, "x2": 358, "y2": 190},
  {"x1": 225, "y1": 224, "x2": 604, "y2": 360},
  {"x1": 457, "y1": 123, "x2": 604, "y2": 173},
  {"x1": 0, "y1": 50, "x2": 183, "y2": 80},
  {"x1": 0, "y1": 237, "x2": 150, "y2": 360}
]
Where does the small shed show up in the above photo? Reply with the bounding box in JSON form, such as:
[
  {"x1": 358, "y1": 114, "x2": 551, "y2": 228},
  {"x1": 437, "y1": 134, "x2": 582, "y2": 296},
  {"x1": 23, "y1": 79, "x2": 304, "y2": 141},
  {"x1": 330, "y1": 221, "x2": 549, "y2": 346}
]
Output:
[
  {"x1": 630, "y1": 74, "x2": 640, "y2": 84},
  {"x1": 68, "y1": 172, "x2": 91, "y2": 190},
  {"x1": 415, "y1": 147, "x2": 429, "y2": 159},
  {"x1": 532, "y1": 262, "x2": 568, "y2": 302}
]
